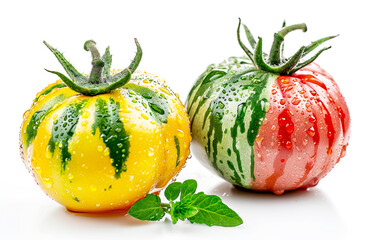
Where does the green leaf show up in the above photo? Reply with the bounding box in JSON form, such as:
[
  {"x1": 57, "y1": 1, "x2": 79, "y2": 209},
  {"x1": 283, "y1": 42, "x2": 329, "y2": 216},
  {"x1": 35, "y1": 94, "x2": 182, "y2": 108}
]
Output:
[
  {"x1": 128, "y1": 180, "x2": 243, "y2": 227},
  {"x1": 180, "y1": 179, "x2": 197, "y2": 200},
  {"x1": 187, "y1": 193, "x2": 243, "y2": 227},
  {"x1": 164, "y1": 182, "x2": 182, "y2": 201},
  {"x1": 128, "y1": 194, "x2": 165, "y2": 221},
  {"x1": 173, "y1": 201, "x2": 198, "y2": 221}
]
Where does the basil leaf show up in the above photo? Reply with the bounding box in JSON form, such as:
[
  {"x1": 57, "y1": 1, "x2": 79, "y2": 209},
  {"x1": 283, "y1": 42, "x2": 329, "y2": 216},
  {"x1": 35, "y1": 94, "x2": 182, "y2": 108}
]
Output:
[
  {"x1": 128, "y1": 194, "x2": 165, "y2": 221},
  {"x1": 187, "y1": 192, "x2": 243, "y2": 227},
  {"x1": 164, "y1": 182, "x2": 182, "y2": 201},
  {"x1": 180, "y1": 179, "x2": 197, "y2": 200}
]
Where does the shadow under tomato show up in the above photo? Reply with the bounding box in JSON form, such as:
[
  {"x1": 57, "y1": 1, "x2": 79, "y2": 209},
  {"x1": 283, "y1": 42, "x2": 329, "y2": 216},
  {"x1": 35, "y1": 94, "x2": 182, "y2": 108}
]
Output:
[{"x1": 42, "y1": 205, "x2": 149, "y2": 230}]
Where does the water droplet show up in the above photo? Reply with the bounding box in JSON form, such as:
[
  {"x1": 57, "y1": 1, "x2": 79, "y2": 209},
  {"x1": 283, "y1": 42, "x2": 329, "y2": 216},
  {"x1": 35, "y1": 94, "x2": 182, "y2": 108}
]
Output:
[
  {"x1": 122, "y1": 117, "x2": 130, "y2": 123},
  {"x1": 271, "y1": 125, "x2": 276, "y2": 131},
  {"x1": 309, "y1": 115, "x2": 316, "y2": 123},
  {"x1": 103, "y1": 148, "x2": 110, "y2": 156},
  {"x1": 148, "y1": 147, "x2": 155, "y2": 156},
  {"x1": 285, "y1": 123, "x2": 294, "y2": 134},
  {"x1": 149, "y1": 103, "x2": 165, "y2": 115},
  {"x1": 291, "y1": 98, "x2": 301, "y2": 105},
  {"x1": 285, "y1": 141, "x2": 292, "y2": 150},
  {"x1": 141, "y1": 113, "x2": 149, "y2": 120},
  {"x1": 177, "y1": 129, "x2": 185, "y2": 138},
  {"x1": 23, "y1": 110, "x2": 30, "y2": 119},
  {"x1": 272, "y1": 89, "x2": 277, "y2": 94},
  {"x1": 280, "y1": 78, "x2": 289, "y2": 84},
  {"x1": 327, "y1": 148, "x2": 332, "y2": 155},
  {"x1": 51, "y1": 102, "x2": 62, "y2": 111},
  {"x1": 81, "y1": 121, "x2": 88, "y2": 127},
  {"x1": 43, "y1": 177, "x2": 53, "y2": 188},
  {"x1": 215, "y1": 112, "x2": 223, "y2": 119},
  {"x1": 280, "y1": 99, "x2": 286, "y2": 105},
  {"x1": 218, "y1": 101, "x2": 225, "y2": 109},
  {"x1": 340, "y1": 145, "x2": 347, "y2": 158},
  {"x1": 68, "y1": 173, "x2": 74, "y2": 180},
  {"x1": 302, "y1": 139, "x2": 309, "y2": 146},
  {"x1": 97, "y1": 145, "x2": 103, "y2": 152},
  {"x1": 142, "y1": 93, "x2": 152, "y2": 99},
  {"x1": 120, "y1": 109, "x2": 131, "y2": 113},
  {"x1": 159, "y1": 87, "x2": 171, "y2": 95},
  {"x1": 46, "y1": 149, "x2": 52, "y2": 159},
  {"x1": 255, "y1": 136, "x2": 264, "y2": 148},
  {"x1": 82, "y1": 111, "x2": 90, "y2": 119},
  {"x1": 278, "y1": 117, "x2": 287, "y2": 126},
  {"x1": 34, "y1": 166, "x2": 42, "y2": 175},
  {"x1": 306, "y1": 127, "x2": 315, "y2": 137}
]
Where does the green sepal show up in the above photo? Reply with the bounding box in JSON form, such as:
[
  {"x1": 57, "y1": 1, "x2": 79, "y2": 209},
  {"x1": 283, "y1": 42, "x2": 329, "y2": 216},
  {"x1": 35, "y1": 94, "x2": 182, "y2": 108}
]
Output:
[
  {"x1": 102, "y1": 46, "x2": 112, "y2": 80},
  {"x1": 236, "y1": 19, "x2": 337, "y2": 75},
  {"x1": 110, "y1": 38, "x2": 142, "y2": 83},
  {"x1": 43, "y1": 41, "x2": 88, "y2": 84},
  {"x1": 242, "y1": 23, "x2": 256, "y2": 49},
  {"x1": 289, "y1": 46, "x2": 331, "y2": 75},
  {"x1": 237, "y1": 18, "x2": 254, "y2": 64},
  {"x1": 45, "y1": 68, "x2": 131, "y2": 96},
  {"x1": 302, "y1": 35, "x2": 338, "y2": 57},
  {"x1": 254, "y1": 37, "x2": 305, "y2": 75},
  {"x1": 44, "y1": 38, "x2": 142, "y2": 96}
]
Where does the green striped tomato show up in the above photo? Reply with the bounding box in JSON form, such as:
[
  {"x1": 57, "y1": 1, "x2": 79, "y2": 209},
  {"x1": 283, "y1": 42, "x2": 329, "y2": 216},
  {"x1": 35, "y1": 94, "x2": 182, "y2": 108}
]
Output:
[
  {"x1": 20, "y1": 40, "x2": 191, "y2": 212},
  {"x1": 186, "y1": 21, "x2": 350, "y2": 194}
]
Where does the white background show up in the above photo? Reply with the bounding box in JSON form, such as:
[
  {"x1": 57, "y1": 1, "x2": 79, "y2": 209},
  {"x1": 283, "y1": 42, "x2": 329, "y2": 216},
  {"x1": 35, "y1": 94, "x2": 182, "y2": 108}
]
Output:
[{"x1": 1, "y1": 0, "x2": 365, "y2": 239}]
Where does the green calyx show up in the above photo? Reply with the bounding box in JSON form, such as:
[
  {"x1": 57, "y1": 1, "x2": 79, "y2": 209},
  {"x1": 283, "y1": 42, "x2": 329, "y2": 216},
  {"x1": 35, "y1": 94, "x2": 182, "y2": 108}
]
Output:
[
  {"x1": 44, "y1": 39, "x2": 142, "y2": 96},
  {"x1": 237, "y1": 18, "x2": 337, "y2": 75}
]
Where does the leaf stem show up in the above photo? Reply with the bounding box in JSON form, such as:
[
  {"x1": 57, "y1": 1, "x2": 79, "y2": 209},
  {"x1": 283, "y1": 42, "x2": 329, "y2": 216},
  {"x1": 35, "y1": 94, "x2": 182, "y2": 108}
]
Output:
[{"x1": 161, "y1": 203, "x2": 170, "y2": 208}]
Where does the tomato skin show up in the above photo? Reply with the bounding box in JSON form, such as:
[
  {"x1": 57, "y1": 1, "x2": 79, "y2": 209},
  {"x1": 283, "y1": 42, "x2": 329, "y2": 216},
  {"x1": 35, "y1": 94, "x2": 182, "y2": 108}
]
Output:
[
  {"x1": 187, "y1": 57, "x2": 350, "y2": 194},
  {"x1": 252, "y1": 63, "x2": 350, "y2": 194},
  {"x1": 20, "y1": 70, "x2": 191, "y2": 212}
]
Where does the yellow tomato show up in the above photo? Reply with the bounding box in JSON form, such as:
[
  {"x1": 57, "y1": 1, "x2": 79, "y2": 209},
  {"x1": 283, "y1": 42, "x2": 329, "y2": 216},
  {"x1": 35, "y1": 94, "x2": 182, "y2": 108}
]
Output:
[{"x1": 19, "y1": 40, "x2": 191, "y2": 212}]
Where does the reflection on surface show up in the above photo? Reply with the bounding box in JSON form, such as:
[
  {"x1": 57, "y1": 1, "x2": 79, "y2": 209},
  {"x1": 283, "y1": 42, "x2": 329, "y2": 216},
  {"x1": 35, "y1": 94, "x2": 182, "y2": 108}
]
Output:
[
  {"x1": 209, "y1": 181, "x2": 346, "y2": 240},
  {"x1": 37, "y1": 166, "x2": 346, "y2": 240}
]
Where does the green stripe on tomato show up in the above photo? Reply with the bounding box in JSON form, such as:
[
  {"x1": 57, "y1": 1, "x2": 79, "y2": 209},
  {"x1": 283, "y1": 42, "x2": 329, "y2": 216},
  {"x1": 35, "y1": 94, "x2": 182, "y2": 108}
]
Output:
[
  {"x1": 25, "y1": 94, "x2": 66, "y2": 148},
  {"x1": 48, "y1": 99, "x2": 88, "y2": 174},
  {"x1": 92, "y1": 98, "x2": 130, "y2": 179}
]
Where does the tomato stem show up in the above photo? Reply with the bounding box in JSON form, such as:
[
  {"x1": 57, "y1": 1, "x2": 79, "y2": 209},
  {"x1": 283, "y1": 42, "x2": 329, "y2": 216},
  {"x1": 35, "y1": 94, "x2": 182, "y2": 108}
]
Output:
[
  {"x1": 236, "y1": 20, "x2": 336, "y2": 75},
  {"x1": 84, "y1": 40, "x2": 105, "y2": 84},
  {"x1": 44, "y1": 39, "x2": 143, "y2": 96},
  {"x1": 268, "y1": 23, "x2": 307, "y2": 66}
]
